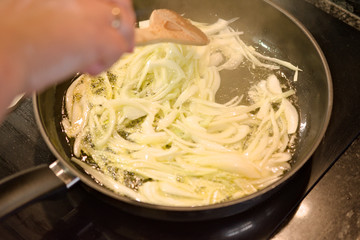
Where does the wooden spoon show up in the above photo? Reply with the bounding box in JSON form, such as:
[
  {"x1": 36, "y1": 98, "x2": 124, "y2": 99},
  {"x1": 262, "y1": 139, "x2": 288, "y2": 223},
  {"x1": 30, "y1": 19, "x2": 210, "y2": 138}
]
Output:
[{"x1": 135, "y1": 9, "x2": 209, "y2": 46}]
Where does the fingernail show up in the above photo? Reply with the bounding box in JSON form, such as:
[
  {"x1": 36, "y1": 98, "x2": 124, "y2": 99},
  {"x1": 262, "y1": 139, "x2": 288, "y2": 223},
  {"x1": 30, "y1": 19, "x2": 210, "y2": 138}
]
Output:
[{"x1": 83, "y1": 62, "x2": 105, "y2": 76}]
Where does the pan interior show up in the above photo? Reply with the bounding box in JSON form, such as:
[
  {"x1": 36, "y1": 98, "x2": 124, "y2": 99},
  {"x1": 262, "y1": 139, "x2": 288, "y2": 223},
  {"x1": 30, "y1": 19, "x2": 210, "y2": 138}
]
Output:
[{"x1": 35, "y1": 0, "x2": 332, "y2": 215}]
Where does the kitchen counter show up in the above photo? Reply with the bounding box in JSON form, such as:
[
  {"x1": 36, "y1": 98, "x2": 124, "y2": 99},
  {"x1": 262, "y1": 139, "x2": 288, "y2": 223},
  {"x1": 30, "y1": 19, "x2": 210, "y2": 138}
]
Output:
[{"x1": 306, "y1": 0, "x2": 360, "y2": 30}]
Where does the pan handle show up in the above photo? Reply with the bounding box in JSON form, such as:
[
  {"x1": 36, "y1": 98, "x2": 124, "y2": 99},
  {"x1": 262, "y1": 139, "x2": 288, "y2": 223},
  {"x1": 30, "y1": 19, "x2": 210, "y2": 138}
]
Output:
[{"x1": 0, "y1": 160, "x2": 79, "y2": 219}]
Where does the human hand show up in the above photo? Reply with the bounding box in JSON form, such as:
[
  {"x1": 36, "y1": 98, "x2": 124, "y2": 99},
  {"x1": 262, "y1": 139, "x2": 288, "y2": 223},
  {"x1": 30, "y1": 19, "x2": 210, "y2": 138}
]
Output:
[{"x1": 0, "y1": 0, "x2": 135, "y2": 94}]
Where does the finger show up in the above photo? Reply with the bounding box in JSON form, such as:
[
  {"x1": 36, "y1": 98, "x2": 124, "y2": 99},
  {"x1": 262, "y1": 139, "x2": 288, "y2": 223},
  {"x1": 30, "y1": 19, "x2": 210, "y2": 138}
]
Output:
[
  {"x1": 78, "y1": 0, "x2": 136, "y2": 74},
  {"x1": 104, "y1": 0, "x2": 134, "y2": 10},
  {"x1": 108, "y1": 1, "x2": 136, "y2": 51}
]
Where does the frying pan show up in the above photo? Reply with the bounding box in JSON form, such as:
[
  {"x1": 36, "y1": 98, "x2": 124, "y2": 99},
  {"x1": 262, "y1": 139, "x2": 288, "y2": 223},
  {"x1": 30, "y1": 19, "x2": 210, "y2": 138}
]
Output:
[{"x1": 0, "y1": 0, "x2": 332, "y2": 221}]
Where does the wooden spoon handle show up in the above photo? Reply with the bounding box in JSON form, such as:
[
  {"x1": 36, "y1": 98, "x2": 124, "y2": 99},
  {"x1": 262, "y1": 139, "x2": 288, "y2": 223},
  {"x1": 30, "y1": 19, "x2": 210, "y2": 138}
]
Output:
[{"x1": 135, "y1": 9, "x2": 209, "y2": 46}]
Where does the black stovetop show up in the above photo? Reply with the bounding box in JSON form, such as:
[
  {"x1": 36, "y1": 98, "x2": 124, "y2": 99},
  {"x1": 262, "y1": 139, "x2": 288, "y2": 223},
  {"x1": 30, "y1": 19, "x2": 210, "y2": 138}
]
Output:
[{"x1": 0, "y1": 0, "x2": 359, "y2": 239}]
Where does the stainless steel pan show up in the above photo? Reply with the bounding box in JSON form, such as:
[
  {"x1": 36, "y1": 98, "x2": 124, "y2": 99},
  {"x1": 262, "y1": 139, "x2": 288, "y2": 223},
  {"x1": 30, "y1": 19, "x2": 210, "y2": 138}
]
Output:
[{"x1": 0, "y1": 0, "x2": 332, "y2": 221}]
